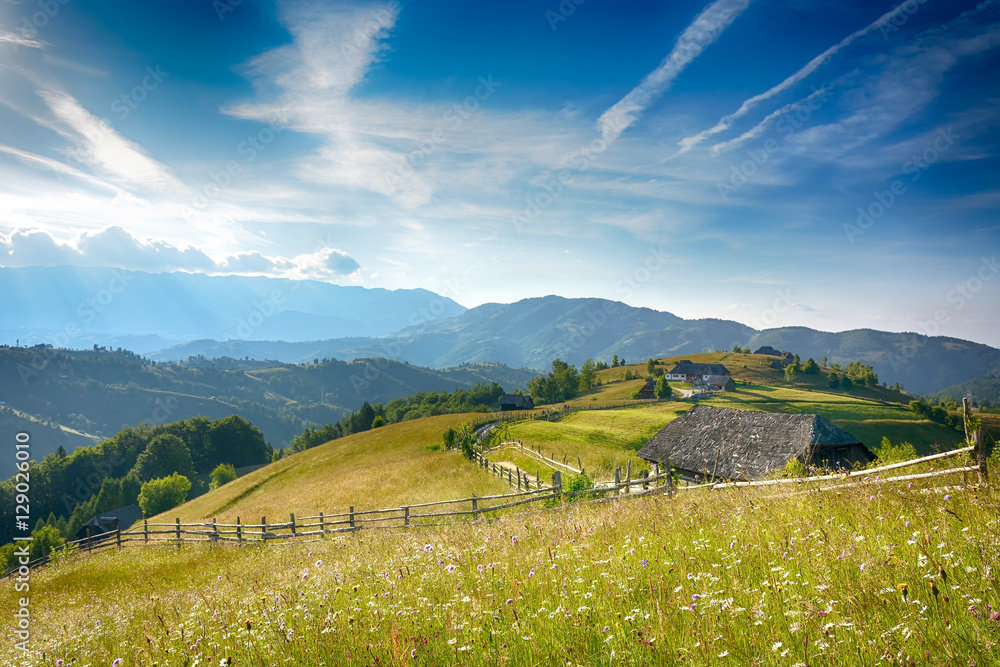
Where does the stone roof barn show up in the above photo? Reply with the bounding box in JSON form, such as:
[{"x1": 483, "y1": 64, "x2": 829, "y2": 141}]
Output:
[{"x1": 637, "y1": 405, "x2": 874, "y2": 481}]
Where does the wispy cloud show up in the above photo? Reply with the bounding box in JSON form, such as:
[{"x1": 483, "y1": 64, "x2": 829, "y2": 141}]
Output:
[
  {"x1": 596, "y1": 0, "x2": 752, "y2": 144},
  {"x1": 36, "y1": 86, "x2": 181, "y2": 191},
  {"x1": 0, "y1": 29, "x2": 45, "y2": 49},
  {"x1": 676, "y1": 1, "x2": 924, "y2": 155}
]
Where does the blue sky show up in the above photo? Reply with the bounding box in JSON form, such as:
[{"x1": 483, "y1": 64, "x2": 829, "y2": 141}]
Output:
[{"x1": 1, "y1": 0, "x2": 999, "y2": 346}]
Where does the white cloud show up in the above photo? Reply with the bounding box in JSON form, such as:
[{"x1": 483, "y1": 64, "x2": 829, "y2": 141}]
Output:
[
  {"x1": 596, "y1": 0, "x2": 752, "y2": 145},
  {"x1": 0, "y1": 226, "x2": 361, "y2": 280}
]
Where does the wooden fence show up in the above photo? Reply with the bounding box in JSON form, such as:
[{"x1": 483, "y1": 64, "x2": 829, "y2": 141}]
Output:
[{"x1": 6, "y1": 439, "x2": 986, "y2": 578}]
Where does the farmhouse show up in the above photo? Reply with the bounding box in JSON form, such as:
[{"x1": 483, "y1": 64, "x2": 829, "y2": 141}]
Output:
[
  {"x1": 637, "y1": 378, "x2": 657, "y2": 399},
  {"x1": 75, "y1": 504, "x2": 143, "y2": 540},
  {"x1": 499, "y1": 393, "x2": 534, "y2": 411},
  {"x1": 754, "y1": 345, "x2": 783, "y2": 356},
  {"x1": 665, "y1": 360, "x2": 731, "y2": 383},
  {"x1": 705, "y1": 375, "x2": 736, "y2": 391},
  {"x1": 636, "y1": 405, "x2": 874, "y2": 482}
]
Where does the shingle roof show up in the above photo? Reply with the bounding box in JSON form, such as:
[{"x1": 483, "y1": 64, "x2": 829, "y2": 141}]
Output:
[
  {"x1": 754, "y1": 346, "x2": 782, "y2": 356},
  {"x1": 667, "y1": 361, "x2": 730, "y2": 376},
  {"x1": 637, "y1": 405, "x2": 865, "y2": 480},
  {"x1": 499, "y1": 393, "x2": 534, "y2": 409}
]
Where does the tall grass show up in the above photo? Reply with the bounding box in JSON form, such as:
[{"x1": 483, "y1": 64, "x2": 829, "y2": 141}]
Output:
[{"x1": 3, "y1": 466, "x2": 996, "y2": 666}]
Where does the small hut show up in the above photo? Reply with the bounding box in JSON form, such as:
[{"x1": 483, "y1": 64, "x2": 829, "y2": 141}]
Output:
[
  {"x1": 499, "y1": 394, "x2": 534, "y2": 411},
  {"x1": 75, "y1": 504, "x2": 143, "y2": 540},
  {"x1": 637, "y1": 405, "x2": 873, "y2": 482}
]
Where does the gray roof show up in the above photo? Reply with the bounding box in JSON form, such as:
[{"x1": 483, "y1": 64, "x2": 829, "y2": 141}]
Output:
[
  {"x1": 754, "y1": 346, "x2": 782, "y2": 356},
  {"x1": 637, "y1": 405, "x2": 865, "y2": 480},
  {"x1": 667, "y1": 361, "x2": 730, "y2": 376},
  {"x1": 499, "y1": 393, "x2": 534, "y2": 409},
  {"x1": 77, "y1": 504, "x2": 143, "y2": 537},
  {"x1": 704, "y1": 375, "x2": 733, "y2": 386}
]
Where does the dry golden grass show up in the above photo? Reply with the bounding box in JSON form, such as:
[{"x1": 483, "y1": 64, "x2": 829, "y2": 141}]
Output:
[{"x1": 155, "y1": 413, "x2": 510, "y2": 525}]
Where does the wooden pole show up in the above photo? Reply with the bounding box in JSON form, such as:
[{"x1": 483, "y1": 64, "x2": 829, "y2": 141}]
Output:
[
  {"x1": 615, "y1": 467, "x2": 620, "y2": 493},
  {"x1": 144, "y1": 519, "x2": 148, "y2": 543},
  {"x1": 237, "y1": 516, "x2": 242, "y2": 543},
  {"x1": 625, "y1": 460, "x2": 632, "y2": 494},
  {"x1": 175, "y1": 518, "x2": 180, "y2": 542},
  {"x1": 471, "y1": 496, "x2": 478, "y2": 520},
  {"x1": 319, "y1": 512, "x2": 325, "y2": 536},
  {"x1": 290, "y1": 513, "x2": 296, "y2": 537},
  {"x1": 212, "y1": 517, "x2": 218, "y2": 541},
  {"x1": 403, "y1": 506, "x2": 410, "y2": 528},
  {"x1": 975, "y1": 430, "x2": 988, "y2": 485},
  {"x1": 553, "y1": 471, "x2": 562, "y2": 501},
  {"x1": 963, "y1": 397, "x2": 972, "y2": 441},
  {"x1": 261, "y1": 516, "x2": 266, "y2": 541},
  {"x1": 349, "y1": 506, "x2": 355, "y2": 530},
  {"x1": 711, "y1": 449, "x2": 720, "y2": 484}
]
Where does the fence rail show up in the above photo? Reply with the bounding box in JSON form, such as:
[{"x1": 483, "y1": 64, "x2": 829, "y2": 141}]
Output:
[{"x1": 5, "y1": 442, "x2": 985, "y2": 578}]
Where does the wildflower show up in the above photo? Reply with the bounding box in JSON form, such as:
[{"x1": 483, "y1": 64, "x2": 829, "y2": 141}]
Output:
[
  {"x1": 410, "y1": 649, "x2": 417, "y2": 658},
  {"x1": 56, "y1": 661, "x2": 64, "y2": 667},
  {"x1": 112, "y1": 660, "x2": 123, "y2": 667},
  {"x1": 447, "y1": 638, "x2": 457, "y2": 645},
  {"x1": 506, "y1": 598, "x2": 514, "y2": 605},
  {"x1": 315, "y1": 559, "x2": 323, "y2": 567},
  {"x1": 641, "y1": 559, "x2": 648, "y2": 568},
  {"x1": 511, "y1": 536, "x2": 518, "y2": 545},
  {"x1": 897, "y1": 583, "x2": 909, "y2": 599},
  {"x1": 908, "y1": 482, "x2": 913, "y2": 489},
  {"x1": 601, "y1": 626, "x2": 610, "y2": 633},
  {"x1": 943, "y1": 494, "x2": 951, "y2": 501},
  {"x1": 477, "y1": 564, "x2": 484, "y2": 573},
  {"x1": 529, "y1": 568, "x2": 535, "y2": 578},
  {"x1": 424, "y1": 544, "x2": 433, "y2": 552},
  {"x1": 447, "y1": 564, "x2": 457, "y2": 573},
  {"x1": 718, "y1": 650, "x2": 730, "y2": 657}
]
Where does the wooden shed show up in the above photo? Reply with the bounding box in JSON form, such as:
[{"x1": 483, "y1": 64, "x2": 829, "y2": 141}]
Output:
[{"x1": 637, "y1": 405, "x2": 874, "y2": 482}]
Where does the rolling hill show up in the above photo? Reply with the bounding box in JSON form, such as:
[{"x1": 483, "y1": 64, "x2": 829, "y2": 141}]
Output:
[
  {"x1": 0, "y1": 345, "x2": 539, "y2": 475},
  {"x1": 148, "y1": 296, "x2": 1000, "y2": 395}
]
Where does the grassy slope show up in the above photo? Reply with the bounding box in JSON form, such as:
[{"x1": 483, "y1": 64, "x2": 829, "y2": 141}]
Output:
[
  {"x1": 159, "y1": 413, "x2": 510, "y2": 525},
  {"x1": 497, "y1": 380, "x2": 963, "y2": 482},
  {"x1": 6, "y1": 466, "x2": 997, "y2": 666}
]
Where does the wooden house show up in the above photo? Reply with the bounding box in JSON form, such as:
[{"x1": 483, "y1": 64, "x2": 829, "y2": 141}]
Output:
[
  {"x1": 637, "y1": 378, "x2": 657, "y2": 399},
  {"x1": 75, "y1": 504, "x2": 143, "y2": 540},
  {"x1": 753, "y1": 346, "x2": 783, "y2": 356},
  {"x1": 499, "y1": 394, "x2": 534, "y2": 411},
  {"x1": 637, "y1": 405, "x2": 874, "y2": 482},
  {"x1": 665, "y1": 361, "x2": 731, "y2": 383}
]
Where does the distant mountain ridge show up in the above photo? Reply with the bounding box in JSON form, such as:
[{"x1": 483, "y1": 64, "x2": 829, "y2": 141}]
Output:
[
  {"x1": 0, "y1": 266, "x2": 465, "y2": 351},
  {"x1": 148, "y1": 295, "x2": 1000, "y2": 395}
]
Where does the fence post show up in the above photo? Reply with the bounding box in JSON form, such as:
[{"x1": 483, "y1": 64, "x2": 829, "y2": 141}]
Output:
[
  {"x1": 212, "y1": 517, "x2": 218, "y2": 542},
  {"x1": 144, "y1": 519, "x2": 148, "y2": 543},
  {"x1": 553, "y1": 471, "x2": 562, "y2": 503},
  {"x1": 349, "y1": 506, "x2": 355, "y2": 530},
  {"x1": 615, "y1": 467, "x2": 620, "y2": 493},
  {"x1": 261, "y1": 516, "x2": 266, "y2": 541},
  {"x1": 536, "y1": 470, "x2": 540, "y2": 489},
  {"x1": 471, "y1": 496, "x2": 478, "y2": 520},
  {"x1": 642, "y1": 470, "x2": 649, "y2": 491},
  {"x1": 175, "y1": 518, "x2": 180, "y2": 546},
  {"x1": 237, "y1": 516, "x2": 242, "y2": 543},
  {"x1": 517, "y1": 468, "x2": 522, "y2": 490},
  {"x1": 625, "y1": 460, "x2": 632, "y2": 494},
  {"x1": 403, "y1": 506, "x2": 410, "y2": 528},
  {"x1": 290, "y1": 513, "x2": 296, "y2": 537},
  {"x1": 975, "y1": 430, "x2": 989, "y2": 485},
  {"x1": 319, "y1": 512, "x2": 325, "y2": 536},
  {"x1": 116, "y1": 526, "x2": 121, "y2": 549}
]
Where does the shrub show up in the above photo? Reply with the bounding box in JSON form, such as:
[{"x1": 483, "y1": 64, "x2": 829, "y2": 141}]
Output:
[
  {"x1": 138, "y1": 473, "x2": 192, "y2": 518},
  {"x1": 209, "y1": 463, "x2": 237, "y2": 490},
  {"x1": 372, "y1": 416, "x2": 386, "y2": 429},
  {"x1": 29, "y1": 525, "x2": 65, "y2": 561},
  {"x1": 784, "y1": 457, "x2": 806, "y2": 478},
  {"x1": 874, "y1": 437, "x2": 917, "y2": 465}
]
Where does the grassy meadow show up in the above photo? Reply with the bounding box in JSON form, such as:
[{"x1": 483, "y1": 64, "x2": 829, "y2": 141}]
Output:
[
  {"x1": 159, "y1": 413, "x2": 510, "y2": 525},
  {"x1": 499, "y1": 405, "x2": 688, "y2": 481},
  {"x1": 3, "y1": 462, "x2": 997, "y2": 666}
]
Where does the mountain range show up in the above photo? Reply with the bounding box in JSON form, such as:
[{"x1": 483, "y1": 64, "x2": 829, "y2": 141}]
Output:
[{"x1": 4, "y1": 268, "x2": 999, "y2": 396}]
